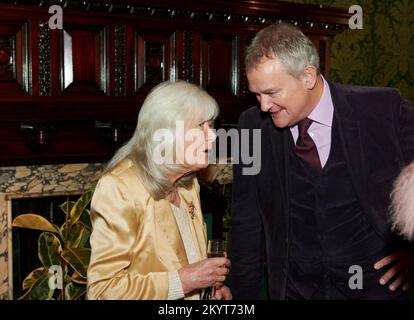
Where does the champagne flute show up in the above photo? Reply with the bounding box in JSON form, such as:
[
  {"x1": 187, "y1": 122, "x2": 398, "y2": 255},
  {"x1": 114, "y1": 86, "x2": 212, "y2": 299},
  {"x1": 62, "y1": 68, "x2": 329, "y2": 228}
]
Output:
[{"x1": 206, "y1": 239, "x2": 227, "y2": 300}]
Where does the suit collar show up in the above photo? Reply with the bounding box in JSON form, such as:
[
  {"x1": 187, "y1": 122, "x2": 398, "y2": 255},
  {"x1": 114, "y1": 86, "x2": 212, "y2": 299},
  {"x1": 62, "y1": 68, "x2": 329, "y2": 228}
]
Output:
[
  {"x1": 326, "y1": 79, "x2": 355, "y2": 124},
  {"x1": 324, "y1": 80, "x2": 367, "y2": 198},
  {"x1": 262, "y1": 117, "x2": 288, "y2": 201}
]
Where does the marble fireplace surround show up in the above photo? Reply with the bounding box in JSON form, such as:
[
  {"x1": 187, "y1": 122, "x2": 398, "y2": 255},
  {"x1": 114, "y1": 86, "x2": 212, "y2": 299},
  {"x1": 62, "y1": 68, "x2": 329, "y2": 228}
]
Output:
[{"x1": 0, "y1": 163, "x2": 103, "y2": 299}]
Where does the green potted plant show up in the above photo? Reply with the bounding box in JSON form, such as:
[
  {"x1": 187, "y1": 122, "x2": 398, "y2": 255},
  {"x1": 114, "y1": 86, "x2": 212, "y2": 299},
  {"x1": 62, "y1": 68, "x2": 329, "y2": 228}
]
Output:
[{"x1": 12, "y1": 187, "x2": 95, "y2": 300}]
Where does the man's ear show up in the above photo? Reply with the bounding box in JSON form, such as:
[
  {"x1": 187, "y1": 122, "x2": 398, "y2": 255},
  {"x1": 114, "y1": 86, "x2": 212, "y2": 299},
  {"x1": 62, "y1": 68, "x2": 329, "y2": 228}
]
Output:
[{"x1": 302, "y1": 65, "x2": 318, "y2": 89}]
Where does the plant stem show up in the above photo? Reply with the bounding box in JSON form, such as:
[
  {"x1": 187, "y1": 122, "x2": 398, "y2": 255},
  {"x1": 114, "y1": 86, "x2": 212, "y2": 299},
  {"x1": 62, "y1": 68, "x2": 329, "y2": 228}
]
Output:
[
  {"x1": 60, "y1": 259, "x2": 66, "y2": 300},
  {"x1": 65, "y1": 196, "x2": 70, "y2": 240},
  {"x1": 61, "y1": 197, "x2": 70, "y2": 300}
]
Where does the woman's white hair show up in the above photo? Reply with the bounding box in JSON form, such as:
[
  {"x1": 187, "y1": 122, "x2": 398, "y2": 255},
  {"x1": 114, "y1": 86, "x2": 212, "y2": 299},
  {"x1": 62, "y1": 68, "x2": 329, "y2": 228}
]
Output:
[
  {"x1": 245, "y1": 23, "x2": 320, "y2": 78},
  {"x1": 390, "y1": 162, "x2": 414, "y2": 242},
  {"x1": 104, "y1": 80, "x2": 219, "y2": 200}
]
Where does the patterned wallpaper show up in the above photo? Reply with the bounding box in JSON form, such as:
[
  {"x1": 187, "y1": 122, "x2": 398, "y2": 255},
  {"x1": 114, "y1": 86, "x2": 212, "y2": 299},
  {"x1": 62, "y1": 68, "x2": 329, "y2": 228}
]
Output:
[{"x1": 284, "y1": 0, "x2": 414, "y2": 103}]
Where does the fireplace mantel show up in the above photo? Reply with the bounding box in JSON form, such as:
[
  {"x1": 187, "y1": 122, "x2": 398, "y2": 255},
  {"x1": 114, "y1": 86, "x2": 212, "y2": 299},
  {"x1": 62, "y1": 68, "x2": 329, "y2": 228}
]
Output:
[{"x1": 0, "y1": 163, "x2": 103, "y2": 299}]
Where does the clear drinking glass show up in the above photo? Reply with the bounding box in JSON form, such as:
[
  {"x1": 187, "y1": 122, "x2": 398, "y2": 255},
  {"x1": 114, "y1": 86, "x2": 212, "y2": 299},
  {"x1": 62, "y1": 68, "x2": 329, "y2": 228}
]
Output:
[{"x1": 205, "y1": 239, "x2": 227, "y2": 300}]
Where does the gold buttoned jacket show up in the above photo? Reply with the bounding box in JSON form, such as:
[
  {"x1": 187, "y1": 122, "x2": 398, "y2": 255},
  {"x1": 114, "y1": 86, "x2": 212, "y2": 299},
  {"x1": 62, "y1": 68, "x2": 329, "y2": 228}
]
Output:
[{"x1": 87, "y1": 159, "x2": 207, "y2": 299}]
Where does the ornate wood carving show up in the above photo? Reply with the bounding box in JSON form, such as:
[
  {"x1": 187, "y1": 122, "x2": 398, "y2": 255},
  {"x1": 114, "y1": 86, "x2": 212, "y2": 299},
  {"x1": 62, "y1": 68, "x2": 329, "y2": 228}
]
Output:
[
  {"x1": 38, "y1": 21, "x2": 51, "y2": 96},
  {"x1": 183, "y1": 31, "x2": 194, "y2": 82},
  {"x1": 134, "y1": 31, "x2": 175, "y2": 93},
  {"x1": 12, "y1": 1, "x2": 350, "y2": 32},
  {"x1": 113, "y1": 25, "x2": 126, "y2": 96}
]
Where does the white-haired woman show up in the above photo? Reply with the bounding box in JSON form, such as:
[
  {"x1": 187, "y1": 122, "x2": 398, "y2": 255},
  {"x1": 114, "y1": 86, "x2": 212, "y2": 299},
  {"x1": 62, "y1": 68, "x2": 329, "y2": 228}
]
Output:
[{"x1": 87, "y1": 80, "x2": 231, "y2": 300}]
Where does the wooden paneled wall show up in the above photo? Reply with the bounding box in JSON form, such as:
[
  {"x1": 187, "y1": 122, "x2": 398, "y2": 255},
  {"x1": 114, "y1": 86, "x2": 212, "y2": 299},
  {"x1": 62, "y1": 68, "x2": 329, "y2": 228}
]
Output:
[{"x1": 0, "y1": 0, "x2": 351, "y2": 165}]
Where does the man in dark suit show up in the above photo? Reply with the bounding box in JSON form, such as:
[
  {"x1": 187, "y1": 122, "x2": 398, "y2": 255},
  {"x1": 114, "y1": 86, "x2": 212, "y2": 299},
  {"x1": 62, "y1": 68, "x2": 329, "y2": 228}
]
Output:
[{"x1": 230, "y1": 23, "x2": 414, "y2": 299}]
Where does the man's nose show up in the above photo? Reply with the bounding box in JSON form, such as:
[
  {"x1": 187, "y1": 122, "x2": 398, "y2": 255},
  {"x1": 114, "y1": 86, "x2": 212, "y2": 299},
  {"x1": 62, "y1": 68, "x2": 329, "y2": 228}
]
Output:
[{"x1": 259, "y1": 96, "x2": 272, "y2": 112}]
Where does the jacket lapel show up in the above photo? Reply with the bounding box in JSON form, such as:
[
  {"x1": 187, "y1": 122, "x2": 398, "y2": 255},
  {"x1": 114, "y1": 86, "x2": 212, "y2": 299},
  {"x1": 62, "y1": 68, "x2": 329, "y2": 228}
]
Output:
[
  {"x1": 265, "y1": 119, "x2": 287, "y2": 200},
  {"x1": 153, "y1": 181, "x2": 207, "y2": 268},
  {"x1": 179, "y1": 186, "x2": 207, "y2": 260},
  {"x1": 329, "y1": 81, "x2": 367, "y2": 199},
  {"x1": 154, "y1": 199, "x2": 188, "y2": 266}
]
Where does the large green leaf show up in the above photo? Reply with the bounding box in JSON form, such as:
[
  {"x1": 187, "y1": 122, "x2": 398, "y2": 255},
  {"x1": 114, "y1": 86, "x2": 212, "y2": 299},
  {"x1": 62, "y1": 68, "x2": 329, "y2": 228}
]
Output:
[
  {"x1": 18, "y1": 270, "x2": 55, "y2": 300},
  {"x1": 79, "y1": 208, "x2": 92, "y2": 230},
  {"x1": 59, "y1": 200, "x2": 75, "y2": 216},
  {"x1": 70, "y1": 189, "x2": 94, "y2": 227},
  {"x1": 38, "y1": 232, "x2": 63, "y2": 269},
  {"x1": 61, "y1": 248, "x2": 91, "y2": 278},
  {"x1": 71, "y1": 271, "x2": 87, "y2": 285},
  {"x1": 60, "y1": 221, "x2": 69, "y2": 238},
  {"x1": 65, "y1": 282, "x2": 86, "y2": 300},
  {"x1": 22, "y1": 267, "x2": 46, "y2": 290},
  {"x1": 12, "y1": 214, "x2": 61, "y2": 236},
  {"x1": 66, "y1": 222, "x2": 91, "y2": 248}
]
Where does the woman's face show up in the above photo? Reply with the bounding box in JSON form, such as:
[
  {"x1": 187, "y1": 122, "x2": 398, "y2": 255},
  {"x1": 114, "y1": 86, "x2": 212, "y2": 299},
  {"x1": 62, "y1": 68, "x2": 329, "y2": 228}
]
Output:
[{"x1": 183, "y1": 119, "x2": 217, "y2": 171}]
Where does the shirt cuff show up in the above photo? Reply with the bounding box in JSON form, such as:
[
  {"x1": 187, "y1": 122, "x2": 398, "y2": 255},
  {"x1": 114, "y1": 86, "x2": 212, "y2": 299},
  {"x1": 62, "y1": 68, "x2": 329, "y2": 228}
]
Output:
[{"x1": 167, "y1": 270, "x2": 185, "y2": 300}]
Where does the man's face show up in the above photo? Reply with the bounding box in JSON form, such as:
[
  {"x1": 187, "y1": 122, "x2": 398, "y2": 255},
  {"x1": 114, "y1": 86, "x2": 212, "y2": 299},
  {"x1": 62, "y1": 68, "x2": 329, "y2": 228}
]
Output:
[{"x1": 247, "y1": 57, "x2": 312, "y2": 128}]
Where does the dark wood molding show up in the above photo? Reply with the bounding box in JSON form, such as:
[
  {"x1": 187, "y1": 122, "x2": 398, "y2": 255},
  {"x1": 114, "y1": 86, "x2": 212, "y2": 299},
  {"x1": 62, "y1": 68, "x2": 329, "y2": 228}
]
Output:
[{"x1": 10, "y1": 1, "x2": 351, "y2": 28}]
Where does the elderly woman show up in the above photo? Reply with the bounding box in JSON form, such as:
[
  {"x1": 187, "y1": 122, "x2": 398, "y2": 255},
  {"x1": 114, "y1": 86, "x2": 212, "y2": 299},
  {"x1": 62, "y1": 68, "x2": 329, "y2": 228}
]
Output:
[{"x1": 87, "y1": 80, "x2": 231, "y2": 300}]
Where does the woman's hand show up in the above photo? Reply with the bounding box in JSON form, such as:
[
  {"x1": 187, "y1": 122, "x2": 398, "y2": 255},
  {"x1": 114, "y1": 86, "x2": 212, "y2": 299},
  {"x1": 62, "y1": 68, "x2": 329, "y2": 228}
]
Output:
[
  {"x1": 178, "y1": 257, "x2": 230, "y2": 294},
  {"x1": 213, "y1": 285, "x2": 233, "y2": 300}
]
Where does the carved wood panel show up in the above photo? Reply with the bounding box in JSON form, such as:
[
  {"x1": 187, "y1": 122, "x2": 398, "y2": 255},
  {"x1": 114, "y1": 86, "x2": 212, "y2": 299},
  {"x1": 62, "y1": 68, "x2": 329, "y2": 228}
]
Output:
[
  {"x1": 199, "y1": 33, "x2": 238, "y2": 97},
  {"x1": 58, "y1": 25, "x2": 108, "y2": 96},
  {"x1": 0, "y1": 22, "x2": 30, "y2": 95},
  {"x1": 134, "y1": 30, "x2": 175, "y2": 94}
]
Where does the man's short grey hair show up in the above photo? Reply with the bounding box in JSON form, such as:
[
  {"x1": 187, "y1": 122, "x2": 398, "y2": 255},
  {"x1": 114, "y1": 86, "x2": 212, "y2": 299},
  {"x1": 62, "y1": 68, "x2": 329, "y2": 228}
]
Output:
[
  {"x1": 104, "y1": 80, "x2": 219, "y2": 200},
  {"x1": 245, "y1": 23, "x2": 320, "y2": 78}
]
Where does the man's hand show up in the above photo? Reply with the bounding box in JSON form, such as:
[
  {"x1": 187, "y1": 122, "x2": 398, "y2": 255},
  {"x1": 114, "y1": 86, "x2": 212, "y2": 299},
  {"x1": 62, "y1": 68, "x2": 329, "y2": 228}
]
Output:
[{"x1": 374, "y1": 248, "x2": 414, "y2": 291}]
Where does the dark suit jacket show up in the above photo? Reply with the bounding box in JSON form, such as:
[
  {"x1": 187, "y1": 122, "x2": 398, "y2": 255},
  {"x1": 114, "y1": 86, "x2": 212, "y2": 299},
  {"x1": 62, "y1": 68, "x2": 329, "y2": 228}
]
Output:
[{"x1": 230, "y1": 80, "x2": 414, "y2": 299}]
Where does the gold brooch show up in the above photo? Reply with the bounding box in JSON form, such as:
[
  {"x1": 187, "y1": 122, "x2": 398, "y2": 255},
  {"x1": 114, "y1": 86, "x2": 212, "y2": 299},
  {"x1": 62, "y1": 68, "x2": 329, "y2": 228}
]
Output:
[{"x1": 188, "y1": 201, "x2": 195, "y2": 219}]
